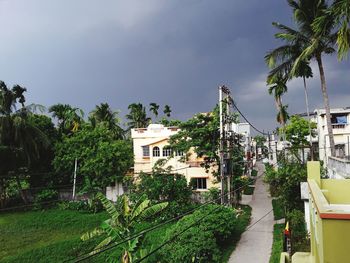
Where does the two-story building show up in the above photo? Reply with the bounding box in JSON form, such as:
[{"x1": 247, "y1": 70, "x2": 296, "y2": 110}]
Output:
[{"x1": 131, "y1": 124, "x2": 218, "y2": 191}]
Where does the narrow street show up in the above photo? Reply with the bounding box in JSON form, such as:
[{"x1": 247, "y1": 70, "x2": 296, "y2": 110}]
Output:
[{"x1": 228, "y1": 162, "x2": 274, "y2": 263}]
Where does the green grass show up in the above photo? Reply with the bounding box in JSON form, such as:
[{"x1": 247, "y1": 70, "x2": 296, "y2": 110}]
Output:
[
  {"x1": 0, "y1": 208, "x2": 177, "y2": 263},
  {"x1": 221, "y1": 205, "x2": 252, "y2": 262},
  {"x1": 0, "y1": 209, "x2": 108, "y2": 262},
  {"x1": 272, "y1": 198, "x2": 285, "y2": 220},
  {"x1": 269, "y1": 224, "x2": 285, "y2": 263},
  {"x1": 1, "y1": 205, "x2": 251, "y2": 263}
]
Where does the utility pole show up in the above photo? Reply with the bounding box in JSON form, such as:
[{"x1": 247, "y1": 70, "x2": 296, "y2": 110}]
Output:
[
  {"x1": 72, "y1": 158, "x2": 78, "y2": 200},
  {"x1": 219, "y1": 86, "x2": 225, "y2": 205},
  {"x1": 219, "y1": 85, "x2": 232, "y2": 205}
]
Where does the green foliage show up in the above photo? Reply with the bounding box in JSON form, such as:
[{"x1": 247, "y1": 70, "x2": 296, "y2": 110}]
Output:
[
  {"x1": 280, "y1": 115, "x2": 317, "y2": 148},
  {"x1": 202, "y1": 187, "x2": 221, "y2": 204},
  {"x1": 272, "y1": 198, "x2": 285, "y2": 220},
  {"x1": 133, "y1": 170, "x2": 193, "y2": 219},
  {"x1": 287, "y1": 209, "x2": 310, "y2": 253},
  {"x1": 89, "y1": 103, "x2": 124, "y2": 140},
  {"x1": 169, "y1": 107, "x2": 221, "y2": 171},
  {"x1": 82, "y1": 193, "x2": 168, "y2": 263},
  {"x1": 53, "y1": 125, "x2": 133, "y2": 187},
  {"x1": 158, "y1": 117, "x2": 182, "y2": 127},
  {"x1": 264, "y1": 161, "x2": 306, "y2": 212},
  {"x1": 0, "y1": 209, "x2": 108, "y2": 261},
  {"x1": 161, "y1": 205, "x2": 239, "y2": 263},
  {"x1": 251, "y1": 169, "x2": 258, "y2": 177},
  {"x1": 125, "y1": 103, "x2": 151, "y2": 129},
  {"x1": 269, "y1": 224, "x2": 285, "y2": 263}
]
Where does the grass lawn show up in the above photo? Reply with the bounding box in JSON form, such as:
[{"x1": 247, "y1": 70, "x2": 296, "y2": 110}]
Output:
[
  {"x1": 269, "y1": 224, "x2": 285, "y2": 263},
  {"x1": 0, "y1": 208, "x2": 174, "y2": 263},
  {"x1": 1, "y1": 205, "x2": 252, "y2": 263},
  {"x1": 272, "y1": 198, "x2": 285, "y2": 220},
  {"x1": 221, "y1": 205, "x2": 252, "y2": 262}
]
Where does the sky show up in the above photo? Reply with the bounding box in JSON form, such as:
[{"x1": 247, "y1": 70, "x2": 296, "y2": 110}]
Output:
[{"x1": 0, "y1": 0, "x2": 349, "y2": 133}]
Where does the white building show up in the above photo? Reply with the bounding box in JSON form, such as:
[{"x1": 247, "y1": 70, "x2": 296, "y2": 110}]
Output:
[
  {"x1": 131, "y1": 124, "x2": 218, "y2": 191},
  {"x1": 313, "y1": 108, "x2": 350, "y2": 163}
]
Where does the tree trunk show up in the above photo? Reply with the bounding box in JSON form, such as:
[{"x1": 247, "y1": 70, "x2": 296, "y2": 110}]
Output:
[
  {"x1": 303, "y1": 77, "x2": 314, "y2": 160},
  {"x1": 316, "y1": 54, "x2": 335, "y2": 157}
]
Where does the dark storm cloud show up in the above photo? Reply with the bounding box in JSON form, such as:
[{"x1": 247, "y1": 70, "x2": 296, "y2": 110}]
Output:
[{"x1": 0, "y1": 0, "x2": 348, "y2": 132}]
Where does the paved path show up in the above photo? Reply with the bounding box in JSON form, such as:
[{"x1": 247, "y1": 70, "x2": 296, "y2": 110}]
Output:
[{"x1": 228, "y1": 163, "x2": 274, "y2": 263}]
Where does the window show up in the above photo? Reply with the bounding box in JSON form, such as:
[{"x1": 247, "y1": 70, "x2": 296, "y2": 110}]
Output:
[
  {"x1": 153, "y1": 146, "x2": 160, "y2": 157},
  {"x1": 142, "y1": 146, "x2": 150, "y2": 157},
  {"x1": 175, "y1": 150, "x2": 184, "y2": 156},
  {"x1": 163, "y1": 146, "x2": 172, "y2": 157},
  {"x1": 191, "y1": 178, "x2": 207, "y2": 190},
  {"x1": 331, "y1": 114, "x2": 347, "y2": 128}
]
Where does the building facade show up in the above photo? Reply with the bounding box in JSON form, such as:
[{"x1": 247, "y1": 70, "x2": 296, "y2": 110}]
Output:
[
  {"x1": 314, "y1": 108, "x2": 350, "y2": 164},
  {"x1": 131, "y1": 124, "x2": 218, "y2": 191}
]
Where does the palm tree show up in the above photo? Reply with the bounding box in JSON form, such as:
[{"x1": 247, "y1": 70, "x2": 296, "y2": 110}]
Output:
[
  {"x1": 266, "y1": 22, "x2": 314, "y2": 158},
  {"x1": 149, "y1": 102, "x2": 159, "y2": 121},
  {"x1": 49, "y1": 103, "x2": 84, "y2": 135},
  {"x1": 0, "y1": 82, "x2": 49, "y2": 204},
  {"x1": 89, "y1": 103, "x2": 124, "y2": 139},
  {"x1": 82, "y1": 193, "x2": 168, "y2": 263},
  {"x1": 272, "y1": 0, "x2": 336, "y2": 156},
  {"x1": 268, "y1": 75, "x2": 288, "y2": 125},
  {"x1": 314, "y1": 0, "x2": 350, "y2": 60},
  {"x1": 267, "y1": 74, "x2": 289, "y2": 144},
  {"x1": 163, "y1": 105, "x2": 171, "y2": 118},
  {"x1": 125, "y1": 103, "x2": 151, "y2": 129}
]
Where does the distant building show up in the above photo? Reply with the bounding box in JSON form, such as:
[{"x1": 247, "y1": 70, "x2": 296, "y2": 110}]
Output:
[
  {"x1": 131, "y1": 124, "x2": 218, "y2": 191},
  {"x1": 313, "y1": 107, "x2": 350, "y2": 163}
]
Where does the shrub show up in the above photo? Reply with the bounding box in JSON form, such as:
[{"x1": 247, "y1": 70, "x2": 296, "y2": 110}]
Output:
[
  {"x1": 251, "y1": 169, "x2": 258, "y2": 177},
  {"x1": 287, "y1": 209, "x2": 309, "y2": 253},
  {"x1": 202, "y1": 187, "x2": 220, "y2": 204},
  {"x1": 33, "y1": 189, "x2": 58, "y2": 209},
  {"x1": 161, "y1": 204, "x2": 238, "y2": 262}
]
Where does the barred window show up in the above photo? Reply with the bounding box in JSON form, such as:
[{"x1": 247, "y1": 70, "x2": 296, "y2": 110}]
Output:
[
  {"x1": 142, "y1": 146, "x2": 150, "y2": 157},
  {"x1": 163, "y1": 146, "x2": 172, "y2": 157},
  {"x1": 153, "y1": 146, "x2": 160, "y2": 157}
]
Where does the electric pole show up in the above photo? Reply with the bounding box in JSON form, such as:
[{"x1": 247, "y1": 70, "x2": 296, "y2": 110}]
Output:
[{"x1": 219, "y1": 85, "x2": 233, "y2": 205}]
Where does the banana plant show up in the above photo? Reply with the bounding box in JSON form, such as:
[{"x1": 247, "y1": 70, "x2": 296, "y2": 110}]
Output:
[{"x1": 81, "y1": 193, "x2": 168, "y2": 263}]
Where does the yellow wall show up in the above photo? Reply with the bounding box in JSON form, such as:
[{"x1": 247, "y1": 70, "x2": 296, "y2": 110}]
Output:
[
  {"x1": 306, "y1": 161, "x2": 350, "y2": 263},
  {"x1": 320, "y1": 179, "x2": 350, "y2": 204}
]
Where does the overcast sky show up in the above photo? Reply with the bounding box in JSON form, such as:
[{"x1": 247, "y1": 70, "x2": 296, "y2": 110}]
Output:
[{"x1": 0, "y1": 0, "x2": 349, "y2": 133}]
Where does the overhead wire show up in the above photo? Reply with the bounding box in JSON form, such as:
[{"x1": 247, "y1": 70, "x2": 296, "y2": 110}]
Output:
[{"x1": 69, "y1": 170, "x2": 266, "y2": 262}]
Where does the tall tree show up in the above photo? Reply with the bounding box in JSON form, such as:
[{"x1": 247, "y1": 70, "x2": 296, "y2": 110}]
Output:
[
  {"x1": 267, "y1": 74, "x2": 288, "y2": 127},
  {"x1": 314, "y1": 0, "x2": 350, "y2": 60},
  {"x1": 125, "y1": 103, "x2": 150, "y2": 129},
  {"x1": 163, "y1": 105, "x2": 172, "y2": 118},
  {"x1": 49, "y1": 103, "x2": 84, "y2": 135},
  {"x1": 0, "y1": 81, "x2": 49, "y2": 204},
  {"x1": 272, "y1": 0, "x2": 337, "y2": 156},
  {"x1": 89, "y1": 103, "x2": 124, "y2": 139},
  {"x1": 149, "y1": 102, "x2": 160, "y2": 121}
]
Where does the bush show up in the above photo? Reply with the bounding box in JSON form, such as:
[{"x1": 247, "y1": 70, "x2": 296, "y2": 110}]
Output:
[
  {"x1": 287, "y1": 209, "x2": 309, "y2": 253},
  {"x1": 251, "y1": 169, "x2": 258, "y2": 177},
  {"x1": 202, "y1": 187, "x2": 220, "y2": 204},
  {"x1": 161, "y1": 204, "x2": 238, "y2": 262},
  {"x1": 33, "y1": 189, "x2": 58, "y2": 209},
  {"x1": 264, "y1": 161, "x2": 306, "y2": 212}
]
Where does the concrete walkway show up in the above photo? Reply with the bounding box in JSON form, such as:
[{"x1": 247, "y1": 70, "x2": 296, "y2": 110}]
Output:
[{"x1": 228, "y1": 163, "x2": 274, "y2": 263}]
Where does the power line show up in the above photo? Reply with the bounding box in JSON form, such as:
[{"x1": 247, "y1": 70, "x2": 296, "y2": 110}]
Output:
[
  {"x1": 70, "y1": 171, "x2": 266, "y2": 262},
  {"x1": 231, "y1": 100, "x2": 270, "y2": 136},
  {"x1": 134, "y1": 204, "x2": 224, "y2": 263}
]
